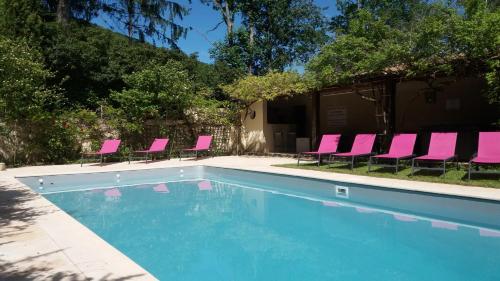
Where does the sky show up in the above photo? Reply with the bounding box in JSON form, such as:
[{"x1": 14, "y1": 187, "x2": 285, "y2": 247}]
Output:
[{"x1": 94, "y1": 1, "x2": 339, "y2": 65}]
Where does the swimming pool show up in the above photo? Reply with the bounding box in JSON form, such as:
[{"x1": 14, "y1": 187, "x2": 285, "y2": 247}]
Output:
[{"x1": 18, "y1": 166, "x2": 500, "y2": 281}]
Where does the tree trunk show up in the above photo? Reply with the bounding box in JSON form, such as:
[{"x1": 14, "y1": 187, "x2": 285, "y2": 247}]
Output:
[
  {"x1": 223, "y1": 2, "x2": 234, "y2": 37},
  {"x1": 248, "y1": 19, "x2": 255, "y2": 74},
  {"x1": 214, "y1": 0, "x2": 235, "y2": 45},
  {"x1": 126, "y1": 0, "x2": 135, "y2": 40},
  {"x1": 57, "y1": 0, "x2": 70, "y2": 25},
  {"x1": 373, "y1": 80, "x2": 396, "y2": 151}
]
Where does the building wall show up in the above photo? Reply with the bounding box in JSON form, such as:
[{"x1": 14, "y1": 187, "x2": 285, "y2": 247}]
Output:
[
  {"x1": 316, "y1": 77, "x2": 498, "y2": 158},
  {"x1": 317, "y1": 86, "x2": 380, "y2": 151},
  {"x1": 395, "y1": 77, "x2": 498, "y2": 159},
  {"x1": 240, "y1": 77, "x2": 498, "y2": 157},
  {"x1": 319, "y1": 88, "x2": 379, "y2": 135},
  {"x1": 241, "y1": 95, "x2": 314, "y2": 154},
  {"x1": 240, "y1": 101, "x2": 269, "y2": 153},
  {"x1": 395, "y1": 77, "x2": 497, "y2": 131}
]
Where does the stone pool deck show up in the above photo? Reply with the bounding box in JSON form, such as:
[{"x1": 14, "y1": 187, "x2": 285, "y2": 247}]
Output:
[{"x1": 1, "y1": 156, "x2": 500, "y2": 280}]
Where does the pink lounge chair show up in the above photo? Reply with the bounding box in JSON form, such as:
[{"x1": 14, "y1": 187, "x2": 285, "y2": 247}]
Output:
[
  {"x1": 180, "y1": 135, "x2": 213, "y2": 160},
  {"x1": 128, "y1": 138, "x2": 169, "y2": 164},
  {"x1": 368, "y1": 133, "x2": 417, "y2": 173},
  {"x1": 80, "y1": 139, "x2": 121, "y2": 166},
  {"x1": 468, "y1": 132, "x2": 500, "y2": 180},
  {"x1": 328, "y1": 134, "x2": 376, "y2": 169},
  {"x1": 297, "y1": 134, "x2": 341, "y2": 166},
  {"x1": 411, "y1": 132, "x2": 457, "y2": 176}
]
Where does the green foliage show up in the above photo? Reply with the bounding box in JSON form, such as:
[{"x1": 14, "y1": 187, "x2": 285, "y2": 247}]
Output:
[
  {"x1": 0, "y1": 0, "x2": 45, "y2": 43},
  {"x1": 222, "y1": 71, "x2": 309, "y2": 106},
  {"x1": 107, "y1": 61, "x2": 236, "y2": 148},
  {"x1": 330, "y1": 0, "x2": 427, "y2": 35},
  {"x1": 188, "y1": 94, "x2": 239, "y2": 126},
  {"x1": 308, "y1": 1, "x2": 500, "y2": 99},
  {"x1": 0, "y1": 1, "x2": 237, "y2": 165},
  {"x1": 111, "y1": 60, "x2": 193, "y2": 121},
  {"x1": 0, "y1": 36, "x2": 98, "y2": 164},
  {"x1": 0, "y1": 36, "x2": 57, "y2": 120},
  {"x1": 485, "y1": 58, "x2": 500, "y2": 104},
  {"x1": 210, "y1": 27, "x2": 253, "y2": 78},
  {"x1": 307, "y1": 33, "x2": 402, "y2": 86},
  {"x1": 41, "y1": 22, "x2": 213, "y2": 108},
  {"x1": 211, "y1": 0, "x2": 327, "y2": 75}
]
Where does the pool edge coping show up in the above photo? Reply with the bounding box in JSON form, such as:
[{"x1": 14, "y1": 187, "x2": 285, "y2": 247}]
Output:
[
  {"x1": 202, "y1": 164, "x2": 500, "y2": 202},
  {"x1": 1, "y1": 176, "x2": 159, "y2": 281},
  {"x1": 8, "y1": 157, "x2": 500, "y2": 202}
]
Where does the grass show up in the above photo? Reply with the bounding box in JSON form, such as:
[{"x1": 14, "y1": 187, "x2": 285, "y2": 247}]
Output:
[{"x1": 274, "y1": 160, "x2": 500, "y2": 189}]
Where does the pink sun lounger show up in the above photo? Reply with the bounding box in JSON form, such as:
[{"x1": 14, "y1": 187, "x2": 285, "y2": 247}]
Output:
[
  {"x1": 297, "y1": 134, "x2": 341, "y2": 166},
  {"x1": 411, "y1": 132, "x2": 457, "y2": 176},
  {"x1": 468, "y1": 132, "x2": 500, "y2": 180},
  {"x1": 180, "y1": 135, "x2": 213, "y2": 160},
  {"x1": 81, "y1": 139, "x2": 121, "y2": 166},
  {"x1": 368, "y1": 133, "x2": 417, "y2": 173},
  {"x1": 129, "y1": 138, "x2": 169, "y2": 164},
  {"x1": 329, "y1": 134, "x2": 376, "y2": 169}
]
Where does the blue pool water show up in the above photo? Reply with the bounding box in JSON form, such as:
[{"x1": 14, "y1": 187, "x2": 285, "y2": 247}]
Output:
[{"x1": 19, "y1": 167, "x2": 500, "y2": 280}]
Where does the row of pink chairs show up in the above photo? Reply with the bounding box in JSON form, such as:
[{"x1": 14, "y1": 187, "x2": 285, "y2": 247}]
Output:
[
  {"x1": 298, "y1": 132, "x2": 500, "y2": 179},
  {"x1": 80, "y1": 135, "x2": 213, "y2": 166}
]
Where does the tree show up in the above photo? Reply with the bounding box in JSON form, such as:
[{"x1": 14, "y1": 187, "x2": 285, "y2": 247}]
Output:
[
  {"x1": 71, "y1": 0, "x2": 101, "y2": 22},
  {"x1": 57, "y1": 0, "x2": 70, "y2": 24},
  {"x1": 102, "y1": 0, "x2": 189, "y2": 46},
  {"x1": 41, "y1": 21, "x2": 212, "y2": 108},
  {"x1": 39, "y1": 0, "x2": 101, "y2": 23},
  {"x1": 210, "y1": 0, "x2": 327, "y2": 75},
  {"x1": 107, "y1": 61, "x2": 195, "y2": 141},
  {"x1": 0, "y1": 0, "x2": 45, "y2": 42},
  {"x1": 0, "y1": 37, "x2": 56, "y2": 120},
  {"x1": 330, "y1": 0, "x2": 427, "y2": 35},
  {"x1": 200, "y1": 0, "x2": 238, "y2": 42},
  {"x1": 0, "y1": 36, "x2": 84, "y2": 164}
]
